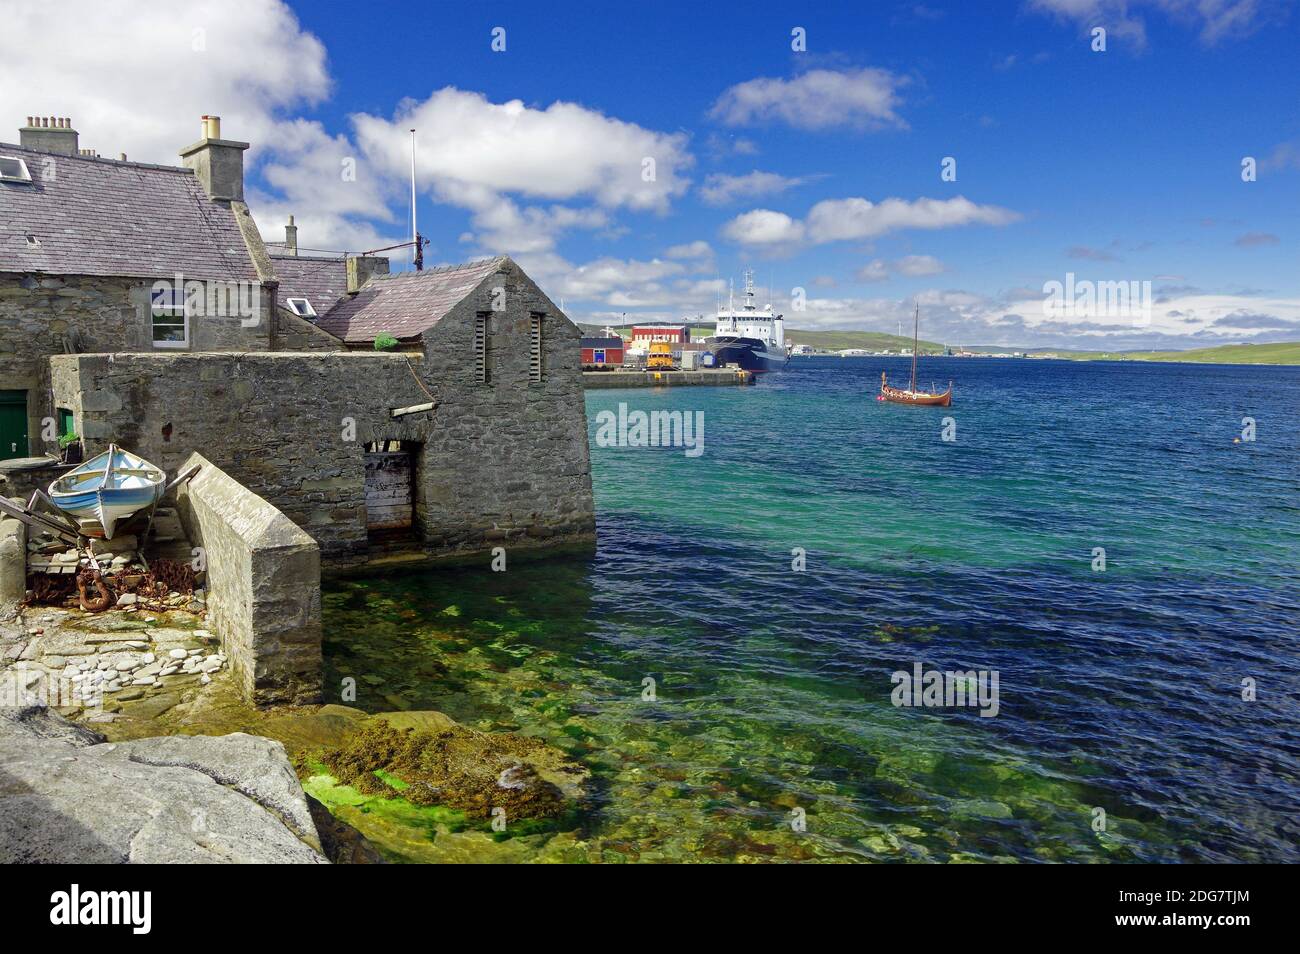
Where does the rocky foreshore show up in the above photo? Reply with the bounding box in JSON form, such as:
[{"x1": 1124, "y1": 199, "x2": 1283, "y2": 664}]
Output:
[
  {"x1": 1, "y1": 602, "x2": 590, "y2": 864},
  {"x1": 1, "y1": 607, "x2": 226, "y2": 720},
  {"x1": 0, "y1": 699, "x2": 327, "y2": 863}
]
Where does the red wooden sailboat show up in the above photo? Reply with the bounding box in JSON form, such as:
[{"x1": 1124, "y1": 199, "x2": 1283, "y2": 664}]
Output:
[{"x1": 879, "y1": 304, "x2": 952, "y2": 407}]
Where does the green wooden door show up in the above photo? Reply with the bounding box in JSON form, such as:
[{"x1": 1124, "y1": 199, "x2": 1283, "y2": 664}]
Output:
[{"x1": 0, "y1": 390, "x2": 29, "y2": 461}]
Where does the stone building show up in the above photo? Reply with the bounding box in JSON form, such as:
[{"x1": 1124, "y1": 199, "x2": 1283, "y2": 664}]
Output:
[
  {"x1": 1, "y1": 115, "x2": 595, "y2": 703},
  {"x1": 2, "y1": 113, "x2": 594, "y2": 564}
]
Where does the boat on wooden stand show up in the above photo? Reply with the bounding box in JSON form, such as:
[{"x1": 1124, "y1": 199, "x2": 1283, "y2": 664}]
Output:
[{"x1": 47, "y1": 444, "x2": 166, "y2": 539}]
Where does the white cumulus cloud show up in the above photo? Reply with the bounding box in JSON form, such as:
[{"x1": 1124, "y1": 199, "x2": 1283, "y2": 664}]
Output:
[
  {"x1": 724, "y1": 197, "x2": 1019, "y2": 250},
  {"x1": 709, "y1": 67, "x2": 909, "y2": 131},
  {"x1": 698, "y1": 170, "x2": 806, "y2": 206}
]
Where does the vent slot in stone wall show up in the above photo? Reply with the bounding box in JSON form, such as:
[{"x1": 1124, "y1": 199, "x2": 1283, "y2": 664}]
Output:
[
  {"x1": 528, "y1": 313, "x2": 543, "y2": 382},
  {"x1": 474, "y1": 314, "x2": 489, "y2": 384}
]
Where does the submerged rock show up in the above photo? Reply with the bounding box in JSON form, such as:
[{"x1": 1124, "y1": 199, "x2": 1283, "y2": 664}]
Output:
[
  {"x1": 0, "y1": 700, "x2": 326, "y2": 864},
  {"x1": 314, "y1": 712, "x2": 590, "y2": 821},
  {"x1": 307, "y1": 795, "x2": 388, "y2": 864}
]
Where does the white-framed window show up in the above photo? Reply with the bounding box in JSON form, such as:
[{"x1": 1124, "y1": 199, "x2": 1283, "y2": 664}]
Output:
[
  {"x1": 0, "y1": 155, "x2": 33, "y2": 182},
  {"x1": 150, "y1": 287, "x2": 190, "y2": 348},
  {"x1": 286, "y1": 297, "x2": 316, "y2": 318}
]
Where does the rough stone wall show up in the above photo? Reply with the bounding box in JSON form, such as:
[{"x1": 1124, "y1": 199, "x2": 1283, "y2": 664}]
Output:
[
  {"x1": 43, "y1": 263, "x2": 596, "y2": 566},
  {"x1": 416, "y1": 260, "x2": 596, "y2": 553},
  {"x1": 50, "y1": 352, "x2": 431, "y2": 560},
  {"x1": 272, "y1": 307, "x2": 344, "y2": 352},
  {"x1": 0, "y1": 506, "x2": 24, "y2": 613},
  {"x1": 174, "y1": 453, "x2": 321, "y2": 706},
  {"x1": 0, "y1": 273, "x2": 273, "y2": 457},
  {"x1": 0, "y1": 460, "x2": 68, "y2": 503}
]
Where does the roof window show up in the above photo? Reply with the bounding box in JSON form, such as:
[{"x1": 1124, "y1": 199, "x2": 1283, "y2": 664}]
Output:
[
  {"x1": 0, "y1": 156, "x2": 33, "y2": 182},
  {"x1": 286, "y1": 297, "x2": 316, "y2": 317}
]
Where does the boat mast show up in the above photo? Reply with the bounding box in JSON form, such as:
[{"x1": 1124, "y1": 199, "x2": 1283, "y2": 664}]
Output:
[{"x1": 910, "y1": 303, "x2": 919, "y2": 392}]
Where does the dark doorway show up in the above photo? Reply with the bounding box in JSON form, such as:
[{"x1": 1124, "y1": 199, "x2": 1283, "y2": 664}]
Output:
[{"x1": 363, "y1": 440, "x2": 416, "y2": 544}]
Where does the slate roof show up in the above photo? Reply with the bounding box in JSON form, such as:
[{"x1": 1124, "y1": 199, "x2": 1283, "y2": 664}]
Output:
[
  {"x1": 0, "y1": 142, "x2": 258, "y2": 282},
  {"x1": 269, "y1": 253, "x2": 348, "y2": 317},
  {"x1": 315, "y1": 257, "x2": 506, "y2": 343}
]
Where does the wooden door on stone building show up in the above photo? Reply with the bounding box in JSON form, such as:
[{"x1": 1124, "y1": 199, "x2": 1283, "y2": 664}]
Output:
[
  {"x1": 0, "y1": 390, "x2": 29, "y2": 460},
  {"x1": 363, "y1": 442, "x2": 414, "y2": 533}
]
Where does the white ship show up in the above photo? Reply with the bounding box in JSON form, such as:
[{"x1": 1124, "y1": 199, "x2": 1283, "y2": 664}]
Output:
[{"x1": 708, "y1": 269, "x2": 788, "y2": 372}]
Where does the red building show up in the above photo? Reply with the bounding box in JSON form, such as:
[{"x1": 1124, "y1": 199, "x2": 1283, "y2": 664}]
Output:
[
  {"x1": 580, "y1": 336, "x2": 625, "y2": 369},
  {"x1": 630, "y1": 324, "x2": 688, "y2": 345}
]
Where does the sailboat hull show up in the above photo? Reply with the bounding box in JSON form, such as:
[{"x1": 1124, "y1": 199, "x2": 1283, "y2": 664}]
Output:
[{"x1": 880, "y1": 385, "x2": 952, "y2": 406}]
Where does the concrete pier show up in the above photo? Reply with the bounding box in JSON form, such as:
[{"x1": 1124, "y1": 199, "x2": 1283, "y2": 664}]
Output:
[{"x1": 583, "y1": 369, "x2": 754, "y2": 388}]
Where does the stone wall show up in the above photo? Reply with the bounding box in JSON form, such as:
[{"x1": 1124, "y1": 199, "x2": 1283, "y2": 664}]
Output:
[
  {"x1": 50, "y1": 352, "x2": 429, "y2": 559},
  {"x1": 0, "y1": 272, "x2": 273, "y2": 457},
  {"x1": 416, "y1": 259, "x2": 596, "y2": 552},
  {"x1": 0, "y1": 504, "x2": 24, "y2": 614},
  {"x1": 174, "y1": 453, "x2": 321, "y2": 706},
  {"x1": 272, "y1": 307, "x2": 344, "y2": 352},
  {"x1": 0, "y1": 458, "x2": 71, "y2": 503},
  {"x1": 42, "y1": 258, "x2": 596, "y2": 567}
]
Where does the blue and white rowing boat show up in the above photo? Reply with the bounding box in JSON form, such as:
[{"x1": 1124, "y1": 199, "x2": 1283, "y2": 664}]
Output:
[{"x1": 47, "y1": 444, "x2": 166, "y2": 540}]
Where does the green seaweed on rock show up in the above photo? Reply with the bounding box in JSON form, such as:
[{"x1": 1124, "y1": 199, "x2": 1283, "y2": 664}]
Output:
[{"x1": 318, "y1": 718, "x2": 568, "y2": 819}]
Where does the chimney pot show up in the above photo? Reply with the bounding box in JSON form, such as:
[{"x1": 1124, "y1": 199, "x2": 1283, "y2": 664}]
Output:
[
  {"x1": 180, "y1": 116, "x2": 247, "y2": 201},
  {"x1": 346, "y1": 255, "x2": 390, "y2": 294},
  {"x1": 20, "y1": 115, "x2": 80, "y2": 155},
  {"x1": 284, "y1": 215, "x2": 298, "y2": 256}
]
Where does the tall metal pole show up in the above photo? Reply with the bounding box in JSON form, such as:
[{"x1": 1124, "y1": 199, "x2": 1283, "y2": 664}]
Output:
[{"x1": 409, "y1": 128, "x2": 418, "y2": 267}]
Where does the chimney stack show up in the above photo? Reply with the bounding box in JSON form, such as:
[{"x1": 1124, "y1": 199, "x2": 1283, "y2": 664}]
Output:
[
  {"x1": 19, "y1": 115, "x2": 80, "y2": 155},
  {"x1": 285, "y1": 215, "x2": 298, "y2": 256},
  {"x1": 346, "y1": 255, "x2": 390, "y2": 293},
  {"x1": 179, "y1": 114, "x2": 249, "y2": 202}
]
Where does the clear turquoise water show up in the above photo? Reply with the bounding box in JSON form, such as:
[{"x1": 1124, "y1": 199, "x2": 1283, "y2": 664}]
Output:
[{"x1": 324, "y1": 357, "x2": 1300, "y2": 862}]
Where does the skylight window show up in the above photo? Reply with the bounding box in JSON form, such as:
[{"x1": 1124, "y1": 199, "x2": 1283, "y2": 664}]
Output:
[
  {"x1": 286, "y1": 297, "x2": 316, "y2": 318},
  {"x1": 0, "y1": 156, "x2": 33, "y2": 182}
]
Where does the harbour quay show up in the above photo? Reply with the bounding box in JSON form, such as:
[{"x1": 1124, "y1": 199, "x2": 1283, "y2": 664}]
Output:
[{"x1": 582, "y1": 368, "x2": 755, "y2": 388}]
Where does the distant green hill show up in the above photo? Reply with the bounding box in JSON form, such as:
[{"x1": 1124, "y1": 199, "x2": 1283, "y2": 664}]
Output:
[
  {"x1": 784, "y1": 329, "x2": 945, "y2": 353},
  {"x1": 1031, "y1": 342, "x2": 1300, "y2": 365},
  {"x1": 578, "y1": 324, "x2": 941, "y2": 352},
  {"x1": 577, "y1": 324, "x2": 1300, "y2": 366}
]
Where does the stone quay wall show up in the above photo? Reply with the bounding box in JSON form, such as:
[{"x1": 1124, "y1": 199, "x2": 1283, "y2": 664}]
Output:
[{"x1": 174, "y1": 453, "x2": 321, "y2": 706}]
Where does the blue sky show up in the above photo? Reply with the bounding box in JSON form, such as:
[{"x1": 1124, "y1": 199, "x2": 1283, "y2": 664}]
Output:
[{"x1": 2, "y1": 0, "x2": 1298, "y2": 347}]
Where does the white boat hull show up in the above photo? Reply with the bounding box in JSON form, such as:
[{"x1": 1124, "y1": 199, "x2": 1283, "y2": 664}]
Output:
[{"x1": 48, "y1": 445, "x2": 166, "y2": 539}]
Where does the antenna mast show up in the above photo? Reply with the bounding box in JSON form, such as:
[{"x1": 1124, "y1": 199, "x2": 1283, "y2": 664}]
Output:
[{"x1": 409, "y1": 128, "x2": 424, "y2": 271}]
